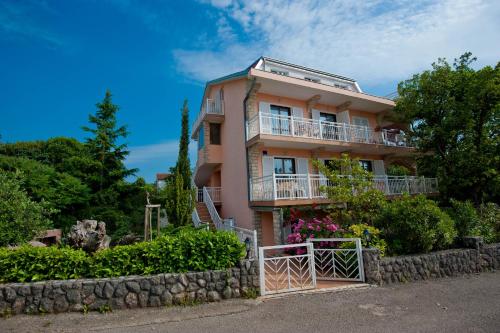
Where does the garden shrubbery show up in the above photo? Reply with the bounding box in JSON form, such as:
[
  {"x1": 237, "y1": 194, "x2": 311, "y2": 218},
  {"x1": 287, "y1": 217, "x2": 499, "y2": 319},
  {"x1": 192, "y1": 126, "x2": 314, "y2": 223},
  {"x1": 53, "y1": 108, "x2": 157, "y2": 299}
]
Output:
[
  {"x1": 0, "y1": 229, "x2": 244, "y2": 283},
  {"x1": 375, "y1": 195, "x2": 457, "y2": 255}
]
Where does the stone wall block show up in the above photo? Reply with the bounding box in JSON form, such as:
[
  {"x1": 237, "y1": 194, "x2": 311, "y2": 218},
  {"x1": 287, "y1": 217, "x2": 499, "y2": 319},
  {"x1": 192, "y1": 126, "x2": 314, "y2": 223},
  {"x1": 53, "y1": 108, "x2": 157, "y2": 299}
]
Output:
[
  {"x1": 0, "y1": 259, "x2": 262, "y2": 315},
  {"x1": 363, "y1": 239, "x2": 500, "y2": 286}
]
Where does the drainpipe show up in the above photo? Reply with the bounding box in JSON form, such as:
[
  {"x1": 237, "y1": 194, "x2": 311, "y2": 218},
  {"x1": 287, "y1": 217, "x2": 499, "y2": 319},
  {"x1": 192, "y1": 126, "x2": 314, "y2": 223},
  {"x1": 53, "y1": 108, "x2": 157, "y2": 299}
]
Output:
[{"x1": 244, "y1": 78, "x2": 257, "y2": 205}]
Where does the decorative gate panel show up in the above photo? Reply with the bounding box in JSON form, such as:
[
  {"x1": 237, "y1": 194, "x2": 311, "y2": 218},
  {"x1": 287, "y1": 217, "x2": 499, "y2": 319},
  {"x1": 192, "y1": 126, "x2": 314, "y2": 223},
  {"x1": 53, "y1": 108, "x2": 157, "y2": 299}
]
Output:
[
  {"x1": 259, "y1": 243, "x2": 316, "y2": 296},
  {"x1": 308, "y1": 238, "x2": 365, "y2": 282}
]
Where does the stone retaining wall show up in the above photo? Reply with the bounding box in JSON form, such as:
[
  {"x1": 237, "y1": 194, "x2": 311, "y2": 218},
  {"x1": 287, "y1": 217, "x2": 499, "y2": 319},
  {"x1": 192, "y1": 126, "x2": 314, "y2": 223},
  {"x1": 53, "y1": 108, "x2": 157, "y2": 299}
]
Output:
[
  {"x1": 362, "y1": 238, "x2": 500, "y2": 285},
  {"x1": 0, "y1": 259, "x2": 259, "y2": 315}
]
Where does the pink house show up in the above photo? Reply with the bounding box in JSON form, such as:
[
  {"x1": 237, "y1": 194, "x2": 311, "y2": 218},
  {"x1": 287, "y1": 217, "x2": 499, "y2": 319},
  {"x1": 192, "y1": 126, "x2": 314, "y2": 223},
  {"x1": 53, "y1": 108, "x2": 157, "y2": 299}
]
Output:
[{"x1": 192, "y1": 57, "x2": 437, "y2": 246}]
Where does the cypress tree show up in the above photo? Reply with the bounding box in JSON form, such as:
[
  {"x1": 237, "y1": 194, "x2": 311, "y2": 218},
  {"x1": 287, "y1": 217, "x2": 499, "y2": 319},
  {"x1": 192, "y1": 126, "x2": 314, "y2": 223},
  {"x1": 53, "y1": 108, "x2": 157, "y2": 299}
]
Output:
[
  {"x1": 165, "y1": 99, "x2": 195, "y2": 226},
  {"x1": 173, "y1": 99, "x2": 192, "y2": 190}
]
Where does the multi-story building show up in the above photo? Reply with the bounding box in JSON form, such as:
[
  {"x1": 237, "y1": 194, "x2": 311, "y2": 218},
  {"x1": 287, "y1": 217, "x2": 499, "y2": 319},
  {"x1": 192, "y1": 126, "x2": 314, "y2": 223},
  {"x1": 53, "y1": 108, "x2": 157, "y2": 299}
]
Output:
[{"x1": 192, "y1": 57, "x2": 437, "y2": 246}]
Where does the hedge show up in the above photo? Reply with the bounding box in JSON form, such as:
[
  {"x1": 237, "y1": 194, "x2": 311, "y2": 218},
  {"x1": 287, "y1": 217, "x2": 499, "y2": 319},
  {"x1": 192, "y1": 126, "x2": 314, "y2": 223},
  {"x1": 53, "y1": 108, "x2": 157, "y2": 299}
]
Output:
[{"x1": 0, "y1": 230, "x2": 245, "y2": 283}]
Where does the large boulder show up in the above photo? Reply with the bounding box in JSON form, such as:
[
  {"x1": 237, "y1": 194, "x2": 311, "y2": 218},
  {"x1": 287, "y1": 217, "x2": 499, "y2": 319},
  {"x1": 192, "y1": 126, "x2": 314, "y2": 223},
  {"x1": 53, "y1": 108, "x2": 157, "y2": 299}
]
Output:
[{"x1": 67, "y1": 220, "x2": 111, "y2": 252}]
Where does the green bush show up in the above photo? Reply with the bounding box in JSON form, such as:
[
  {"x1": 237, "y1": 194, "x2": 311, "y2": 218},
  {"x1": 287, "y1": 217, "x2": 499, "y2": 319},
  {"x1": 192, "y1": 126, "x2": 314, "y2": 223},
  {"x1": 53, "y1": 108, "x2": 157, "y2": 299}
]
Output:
[
  {"x1": 375, "y1": 195, "x2": 457, "y2": 255},
  {"x1": 0, "y1": 246, "x2": 89, "y2": 282},
  {"x1": 0, "y1": 171, "x2": 54, "y2": 246},
  {"x1": 344, "y1": 224, "x2": 387, "y2": 256},
  {"x1": 475, "y1": 203, "x2": 500, "y2": 243},
  {"x1": 446, "y1": 199, "x2": 480, "y2": 240},
  {"x1": 446, "y1": 200, "x2": 499, "y2": 244},
  {"x1": 0, "y1": 229, "x2": 245, "y2": 283}
]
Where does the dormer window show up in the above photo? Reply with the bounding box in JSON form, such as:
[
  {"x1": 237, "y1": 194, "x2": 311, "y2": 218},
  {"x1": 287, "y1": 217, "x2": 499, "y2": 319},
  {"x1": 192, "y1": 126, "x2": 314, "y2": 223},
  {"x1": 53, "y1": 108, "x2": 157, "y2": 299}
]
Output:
[
  {"x1": 270, "y1": 69, "x2": 289, "y2": 76},
  {"x1": 304, "y1": 77, "x2": 320, "y2": 83}
]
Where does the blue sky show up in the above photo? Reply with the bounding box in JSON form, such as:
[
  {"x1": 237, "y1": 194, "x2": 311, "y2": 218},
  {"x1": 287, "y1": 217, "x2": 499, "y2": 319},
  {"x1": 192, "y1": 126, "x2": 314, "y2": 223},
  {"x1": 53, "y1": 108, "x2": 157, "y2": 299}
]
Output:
[{"x1": 1, "y1": 0, "x2": 499, "y2": 182}]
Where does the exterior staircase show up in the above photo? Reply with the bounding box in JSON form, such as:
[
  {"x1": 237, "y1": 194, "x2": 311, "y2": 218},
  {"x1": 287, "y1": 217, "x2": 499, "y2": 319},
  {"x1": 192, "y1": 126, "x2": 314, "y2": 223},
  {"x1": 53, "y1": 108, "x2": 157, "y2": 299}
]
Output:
[{"x1": 195, "y1": 202, "x2": 213, "y2": 226}]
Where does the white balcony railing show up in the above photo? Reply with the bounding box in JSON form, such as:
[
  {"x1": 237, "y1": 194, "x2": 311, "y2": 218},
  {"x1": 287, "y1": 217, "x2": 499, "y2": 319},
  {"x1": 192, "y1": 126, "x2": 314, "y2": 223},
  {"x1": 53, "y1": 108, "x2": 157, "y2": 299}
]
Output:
[
  {"x1": 246, "y1": 113, "x2": 412, "y2": 147},
  {"x1": 193, "y1": 98, "x2": 224, "y2": 133},
  {"x1": 204, "y1": 187, "x2": 221, "y2": 203},
  {"x1": 250, "y1": 174, "x2": 438, "y2": 201}
]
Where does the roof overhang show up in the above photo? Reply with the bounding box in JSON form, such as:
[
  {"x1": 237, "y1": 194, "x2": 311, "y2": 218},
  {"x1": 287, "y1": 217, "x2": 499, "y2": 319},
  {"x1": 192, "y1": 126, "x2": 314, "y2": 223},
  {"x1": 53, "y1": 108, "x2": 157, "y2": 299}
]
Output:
[{"x1": 249, "y1": 68, "x2": 394, "y2": 113}]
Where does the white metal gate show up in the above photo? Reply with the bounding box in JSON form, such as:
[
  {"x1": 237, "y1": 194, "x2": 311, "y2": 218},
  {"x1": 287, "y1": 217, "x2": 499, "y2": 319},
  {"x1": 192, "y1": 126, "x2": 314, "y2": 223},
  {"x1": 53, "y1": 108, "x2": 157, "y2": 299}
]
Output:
[
  {"x1": 308, "y1": 238, "x2": 365, "y2": 282},
  {"x1": 259, "y1": 243, "x2": 316, "y2": 296},
  {"x1": 258, "y1": 238, "x2": 364, "y2": 296}
]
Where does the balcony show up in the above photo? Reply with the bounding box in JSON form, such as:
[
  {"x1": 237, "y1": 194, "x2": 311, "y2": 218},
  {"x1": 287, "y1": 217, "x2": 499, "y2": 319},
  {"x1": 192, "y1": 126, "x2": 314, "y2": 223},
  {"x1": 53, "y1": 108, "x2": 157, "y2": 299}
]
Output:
[
  {"x1": 192, "y1": 98, "x2": 224, "y2": 135},
  {"x1": 249, "y1": 174, "x2": 438, "y2": 202},
  {"x1": 246, "y1": 113, "x2": 411, "y2": 148}
]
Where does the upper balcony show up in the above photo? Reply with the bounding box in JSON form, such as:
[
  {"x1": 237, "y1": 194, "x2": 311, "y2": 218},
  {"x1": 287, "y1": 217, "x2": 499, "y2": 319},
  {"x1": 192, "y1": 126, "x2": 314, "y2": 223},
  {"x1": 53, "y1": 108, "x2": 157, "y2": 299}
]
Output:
[
  {"x1": 192, "y1": 98, "x2": 225, "y2": 138},
  {"x1": 246, "y1": 112, "x2": 412, "y2": 153}
]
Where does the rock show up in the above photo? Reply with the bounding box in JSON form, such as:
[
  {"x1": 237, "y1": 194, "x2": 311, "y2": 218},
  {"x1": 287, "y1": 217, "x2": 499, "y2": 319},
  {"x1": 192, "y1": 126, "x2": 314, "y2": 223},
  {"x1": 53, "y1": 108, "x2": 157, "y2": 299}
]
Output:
[
  {"x1": 83, "y1": 294, "x2": 96, "y2": 305},
  {"x1": 173, "y1": 293, "x2": 186, "y2": 304},
  {"x1": 179, "y1": 274, "x2": 189, "y2": 287},
  {"x1": 207, "y1": 291, "x2": 221, "y2": 302},
  {"x1": 151, "y1": 285, "x2": 165, "y2": 296},
  {"x1": 138, "y1": 291, "x2": 149, "y2": 307},
  {"x1": 170, "y1": 283, "x2": 184, "y2": 294},
  {"x1": 112, "y1": 297, "x2": 125, "y2": 309},
  {"x1": 160, "y1": 290, "x2": 173, "y2": 305},
  {"x1": 222, "y1": 287, "x2": 232, "y2": 299},
  {"x1": 17, "y1": 285, "x2": 31, "y2": 296},
  {"x1": 39, "y1": 298, "x2": 53, "y2": 312},
  {"x1": 12, "y1": 298, "x2": 25, "y2": 314},
  {"x1": 187, "y1": 282, "x2": 199, "y2": 292},
  {"x1": 197, "y1": 279, "x2": 207, "y2": 288},
  {"x1": 116, "y1": 234, "x2": 142, "y2": 246},
  {"x1": 53, "y1": 295, "x2": 69, "y2": 312},
  {"x1": 114, "y1": 283, "x2": 127, "y2": 297},
  {"x1": 67, "y1": 220, "x2": 111, "y2": 252},
  {"x1": 196, "y1": 289, "x2": 207, "y2": 302},
  {"x1": 140, "y1": 280, "x2": 151, "y2": 291},
  {"x1": 28, "y1": 241, "x2": 46, "y2": 247},
  {"x1": 103, "y1": 282, "x2": 114, "y2": 299},
  {"x1": 4, "y1": 287, "x2": 17, "y2": 303},
  {"x1": 125, "y1": 293, "x2": 138, "y2": 308},
  {"x1": 66, "y1": 290, "x2": 81, "y2": 304},
  {"x1": 125, "y1": 281, "x2": 141, "y2": 293},
  {"x1": 149, "y1": 296, "x2": 161, "y2": 307}
]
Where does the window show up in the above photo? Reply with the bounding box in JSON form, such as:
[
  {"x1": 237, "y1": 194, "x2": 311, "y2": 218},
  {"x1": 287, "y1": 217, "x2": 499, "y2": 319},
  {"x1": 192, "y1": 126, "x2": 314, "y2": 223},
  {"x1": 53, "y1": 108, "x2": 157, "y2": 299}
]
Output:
[
  {"x1": 359, "y1": 160, "x2": 373, "y2": 172},
  {"x1": 274, "y1": 158, "x2": 296, "y2": 174},
  {"x1": 270, "y1": 105, "x2": 291, "y2": 135},
  {"x1": 352, "y1": 117, "x2": 369, "y2": 127},
  {"x1": 209, "y1": 123, "x2": 221, "y2": 145},
  {"x1": 198, "y1": 126, "x2": 205, "y2": 150},
  {"x1": 305, "y1": 77, "x2": 320, "y2": 83},
  {"x1": 320, "y1": 112, "x2": 337, "y2": 123},
  {"x1": 270, "y1": 69, "x2": 289, "y2": 76}
]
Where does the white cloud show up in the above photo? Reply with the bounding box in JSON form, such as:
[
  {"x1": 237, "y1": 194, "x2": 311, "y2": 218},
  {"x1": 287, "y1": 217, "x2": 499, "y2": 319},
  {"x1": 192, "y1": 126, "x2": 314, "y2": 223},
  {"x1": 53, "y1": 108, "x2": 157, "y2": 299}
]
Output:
[
  {"x1": 127, "y1": 140, "x2": 197, "y2": 164},
  {"x1": 175, "y1": 0, "x2": 500, "y2": 88}
]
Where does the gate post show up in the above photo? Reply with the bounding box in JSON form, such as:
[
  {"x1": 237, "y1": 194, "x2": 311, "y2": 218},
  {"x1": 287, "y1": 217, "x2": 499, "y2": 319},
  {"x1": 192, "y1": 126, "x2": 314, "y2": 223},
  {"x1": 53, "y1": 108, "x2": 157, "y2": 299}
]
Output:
[
  {"x1": 356, "y1": 238, "x2": 365, "y2": 282},
  {"x1": 259, "y1": 247, "x2": 266, "y2": 296}
]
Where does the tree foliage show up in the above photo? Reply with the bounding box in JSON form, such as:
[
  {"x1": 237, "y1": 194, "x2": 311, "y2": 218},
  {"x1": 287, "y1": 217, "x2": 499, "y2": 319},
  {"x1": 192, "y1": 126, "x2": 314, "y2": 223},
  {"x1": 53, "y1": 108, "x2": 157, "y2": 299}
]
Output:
[
  {"x1": 0, "y1": 171, "x2": 53, "y2": 246},
  {"x1": 82, "y1": 90, "x2": 137, "y2": 191},
  {"x1": 172, "y1": 99, "x2": 192, "y2": 190},
  {"x1": 375, "y1": 195, "x2": 456, "y2": 255},
  {"x1": 314, "y1": 154, "x2": 386, "y2": 226},
  {"x1": 0, "y1": 91, "x2": 147, "y2": 239},
  {"x1": 165, "y1": 100, "x2": 194, "y2": 227},
  {"x1": 394, "y1": 53, "x2": 500, "y2": 204}
]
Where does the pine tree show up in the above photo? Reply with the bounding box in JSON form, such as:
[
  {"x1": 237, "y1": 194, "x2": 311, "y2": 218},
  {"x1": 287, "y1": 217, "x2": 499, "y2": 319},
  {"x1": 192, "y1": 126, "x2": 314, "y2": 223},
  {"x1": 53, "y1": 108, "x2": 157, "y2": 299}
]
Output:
[
  {"x1": 173, "y1": 99, "x2": 192, "y2": 190},
  {"x1": 82, "y1": 90, "x2": 137, "y2": 191}
]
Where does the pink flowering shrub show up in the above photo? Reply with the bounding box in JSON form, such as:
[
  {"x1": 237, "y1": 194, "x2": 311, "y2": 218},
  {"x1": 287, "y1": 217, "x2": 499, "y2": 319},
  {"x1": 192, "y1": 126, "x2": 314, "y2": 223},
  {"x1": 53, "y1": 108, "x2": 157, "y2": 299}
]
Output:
[{"x1": 286, "y1": 216, "x2": 343, "y2": 254}]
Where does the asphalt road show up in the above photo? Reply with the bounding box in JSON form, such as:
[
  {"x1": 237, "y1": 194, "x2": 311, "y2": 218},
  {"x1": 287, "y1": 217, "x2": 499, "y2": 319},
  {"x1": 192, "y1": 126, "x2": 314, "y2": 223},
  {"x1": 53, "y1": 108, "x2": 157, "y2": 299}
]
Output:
[{"x1": 2, "y1": 271, "x2": 499, "y2": 333}]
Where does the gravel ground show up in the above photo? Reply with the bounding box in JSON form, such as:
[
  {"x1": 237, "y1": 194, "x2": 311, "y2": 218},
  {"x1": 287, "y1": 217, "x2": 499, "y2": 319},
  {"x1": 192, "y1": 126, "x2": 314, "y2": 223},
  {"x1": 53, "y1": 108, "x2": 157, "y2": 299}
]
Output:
[{"x1": 1, "y1": 271, "x2": 499, "y2": 333}]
